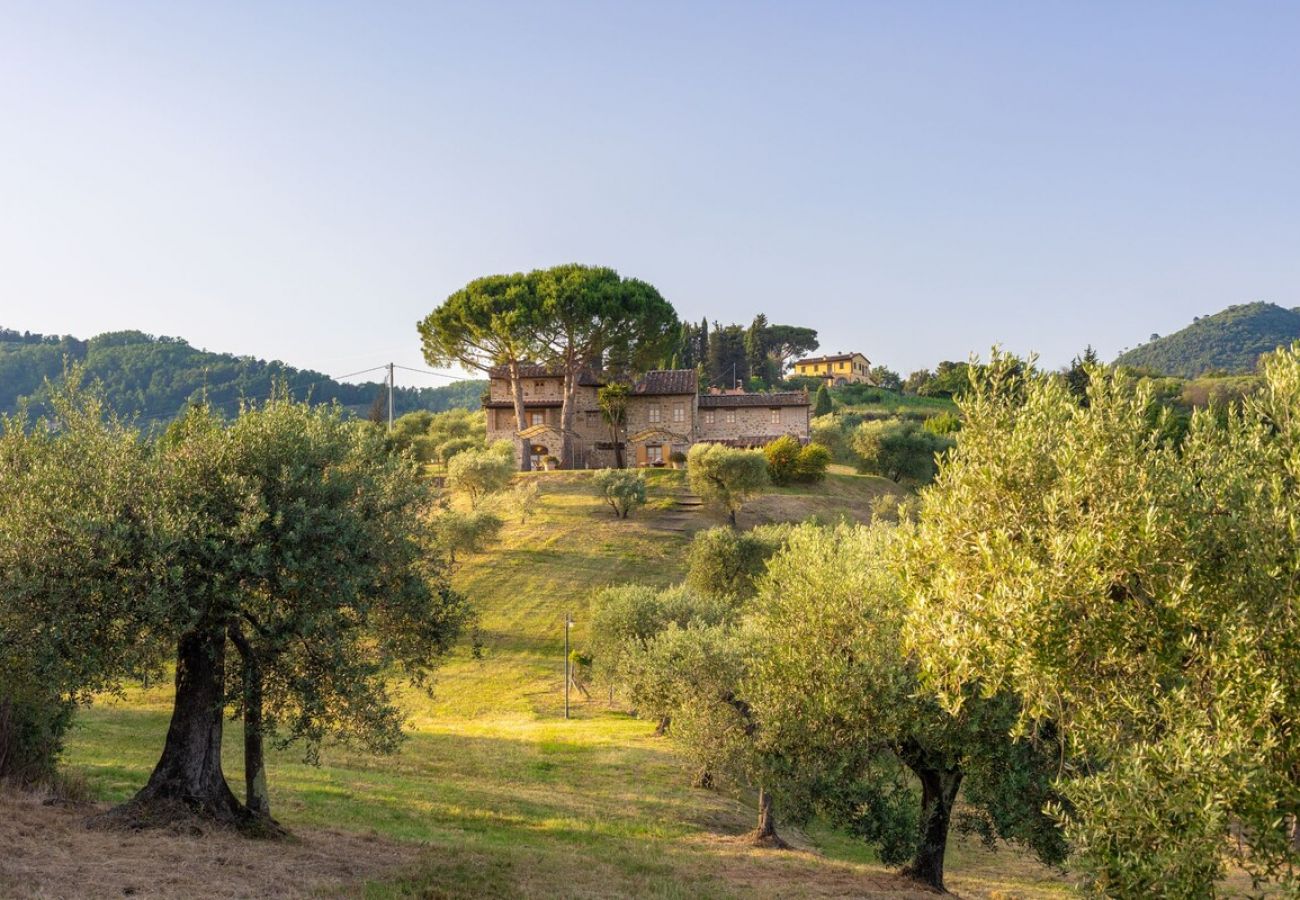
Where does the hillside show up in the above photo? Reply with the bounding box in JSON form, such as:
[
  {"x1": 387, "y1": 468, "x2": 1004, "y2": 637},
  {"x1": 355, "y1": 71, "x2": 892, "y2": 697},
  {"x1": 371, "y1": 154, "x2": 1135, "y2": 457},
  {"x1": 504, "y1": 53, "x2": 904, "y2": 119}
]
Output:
[
  {"x1": 41, "y1": 472, "x2": 1070, "y2": 899},
  {"x1": 1115, "y1": 302, "x2": 1300, "y2": 377},
  {"x1": 0, "y1": 326, "x2": 484, "y2": 421}
]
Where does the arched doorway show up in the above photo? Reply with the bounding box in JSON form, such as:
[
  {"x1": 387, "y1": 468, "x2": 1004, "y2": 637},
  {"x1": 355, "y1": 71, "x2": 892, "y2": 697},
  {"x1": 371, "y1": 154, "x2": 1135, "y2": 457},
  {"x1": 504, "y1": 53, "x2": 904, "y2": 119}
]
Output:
[{"x1": 530, "y1": 444, "x2": 550, "y2": 470}]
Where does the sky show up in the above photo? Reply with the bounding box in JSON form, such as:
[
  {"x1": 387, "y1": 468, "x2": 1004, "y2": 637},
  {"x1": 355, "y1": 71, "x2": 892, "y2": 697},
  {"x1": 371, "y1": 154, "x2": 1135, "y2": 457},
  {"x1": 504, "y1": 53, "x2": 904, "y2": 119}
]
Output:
[{"x1": 3, "y1": 2, "x2": 1299, "y2": 386}]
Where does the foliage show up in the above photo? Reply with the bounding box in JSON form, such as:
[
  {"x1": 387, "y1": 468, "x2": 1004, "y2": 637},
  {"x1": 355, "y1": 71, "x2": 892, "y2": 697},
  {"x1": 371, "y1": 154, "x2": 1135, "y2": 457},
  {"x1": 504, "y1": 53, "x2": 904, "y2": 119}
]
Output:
[
  {"x1": 597, "y1": 382, "x2": 631, "y2": 468},
  {"x1": 812, "y1": 384, "x2": 832, "y2": 416},
  {"x1": 593, "y1": 468, "x2": 648, "y2": 519},
  {"x1": 446, "y1": 447, "x2": 515, "y2": 507},
  {"x1": 905, "y1": 349, "x2": 1300, "y2": 894},
  {"x1": 869, "y1": 365, "x2": 903, "y2": 391},
  {"x1": 503, "y1": 478, "x2": 540, "y2": 524},
  {"x1": 428, "y1": 507, "x2": 504, "y2": 569},
  {"x1": 586, "y1": 584, "x2": 732, "y2": 697},
  {"x1": 852, "y1": 418, "x2": 954, "y2": 483},
  {"x1": 687, "y1": 443, "x2": 770, "y2": 526},
  {"x1": 763, "y1": 435, "x2": 803, "y2": 485},
  {"x1": 393, "y1": 408, "x2": 487, "y2": 464},
  {"x1": 922, "y1": 411, "x2": 960, "y2": 436},
  {"x1": 794, "y1": 443, "x2": 831, "y2": 482},
  {"x1": 0, "y1": 327, "x2": 481, "y2": 422},
  {"x1": 0, "y1": 375, "x2": 164, "y2": 784},
  {"x1": 684, "y1": 524, "x2": 794, "y2": 601},
  {"x1": 747, "y1": 523, "x2": 1067, "y2": 890},
  {"x1": 1114, "y1": 301, "x2": 1300, "y2": 377}
]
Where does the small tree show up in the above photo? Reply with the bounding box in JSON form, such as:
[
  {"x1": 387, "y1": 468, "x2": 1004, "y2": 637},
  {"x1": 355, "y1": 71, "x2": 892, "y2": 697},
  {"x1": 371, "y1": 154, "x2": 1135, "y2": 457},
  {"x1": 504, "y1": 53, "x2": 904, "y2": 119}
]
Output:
[
  {"x1": 593, "y1": 468, "x2": 647, "y2": 518},
  {"x1": 869, "y1": 365, "x2": 903, "y2": 391},
  {"x1": 447, "y1": 447, "x2": 515, "y2": 507},
  {"x1": 597, "y1": 383, "x2": 631, "y2": 468},
  {"x1": 852, "y1": 419, "x2": 953, "y2": 483},
  {"x1": 687, "y1": 443, "x2": 769, "y2": 527},
  {"x1": 812, "y1": 384, "x2": 832, "y2": 416}
]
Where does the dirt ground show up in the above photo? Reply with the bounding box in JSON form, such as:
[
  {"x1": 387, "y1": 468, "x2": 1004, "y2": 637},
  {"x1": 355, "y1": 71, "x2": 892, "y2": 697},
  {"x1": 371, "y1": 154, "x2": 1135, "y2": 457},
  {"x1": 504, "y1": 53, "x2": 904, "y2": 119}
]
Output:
[{"x1": 0, "y1": 789, "x2": 419, "y2": 899}]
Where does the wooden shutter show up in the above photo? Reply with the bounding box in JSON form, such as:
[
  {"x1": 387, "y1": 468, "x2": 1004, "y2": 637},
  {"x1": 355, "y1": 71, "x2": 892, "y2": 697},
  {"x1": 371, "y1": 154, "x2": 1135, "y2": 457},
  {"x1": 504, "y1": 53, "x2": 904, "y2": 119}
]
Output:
[{"x1": 636, "y1": 443, "x2": 648, "y2": 467}]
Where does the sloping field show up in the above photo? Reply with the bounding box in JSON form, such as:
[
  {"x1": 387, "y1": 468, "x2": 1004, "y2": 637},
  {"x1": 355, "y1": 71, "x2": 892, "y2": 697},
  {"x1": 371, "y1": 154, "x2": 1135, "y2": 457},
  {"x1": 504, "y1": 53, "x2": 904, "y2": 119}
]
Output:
[{"x1": 32, "y1": 471, "x2": 1073, "y2": 899}]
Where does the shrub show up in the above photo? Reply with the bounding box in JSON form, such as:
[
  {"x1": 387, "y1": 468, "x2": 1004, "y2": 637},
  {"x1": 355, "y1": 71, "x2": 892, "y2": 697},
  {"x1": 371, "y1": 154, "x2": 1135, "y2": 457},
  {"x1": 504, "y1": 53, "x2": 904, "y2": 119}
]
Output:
[
  {"x1": 593, "y1": 468, "x2": 648, "y2": 518},
  {"x1": 669, "y1": 450, "x2": 687, "y2": 467},
  {"x1": 923, "y1": 411, "x2": 961, "y2": 436},
  {"x1": 685, "y1": 524, "x2": 794, "y2": 601},
  {"x1": 852, "y1": 418, "x2": 954, "y2": 484},
  {"x1": 764, "y1": 435, "x2": 803, "y2": 485},
  {"x1": 813, "y1": 384, "x2": 833, "y2": 416},
  {"x1": 447, "y1": 447, "x2": 515, "y2": 506},
  {"x1": 0, "y1": 693, "x2": 75, "y2": 787},
  {"x1": 794, "y1": 443, "x2": 831, "y2": 482}
]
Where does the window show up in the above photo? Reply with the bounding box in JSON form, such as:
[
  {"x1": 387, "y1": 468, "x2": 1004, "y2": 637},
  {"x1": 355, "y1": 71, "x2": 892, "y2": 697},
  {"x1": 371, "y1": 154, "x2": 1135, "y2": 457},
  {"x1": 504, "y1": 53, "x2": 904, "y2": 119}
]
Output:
[
  {"x1": 530, "y1": 411, "x2": 545, "y2": 426},
  {"x1": 585, "y1": 410, "x2": 602, "y2": 427},
  {"x1": 533, "y1": 380, "x2": 546, "y2": 390},
  {"x1": 648, "y1": 404, "x2": 661, "y2": 423},
  {"x1": 703, "y1": 409, "x2": 715, "y2": 424},
  {"x1": 646, "y1": 445, "x2": 663, "y2": 464},
  {"x1": 725, "y1": 409, "x2": 736, "y2": 424},
  {"x1": 770, "y1": 408, "x2": 781, "y2": 424},
  {"x1": 672, "y1": 403, "x2": 684, "y2": 423}
]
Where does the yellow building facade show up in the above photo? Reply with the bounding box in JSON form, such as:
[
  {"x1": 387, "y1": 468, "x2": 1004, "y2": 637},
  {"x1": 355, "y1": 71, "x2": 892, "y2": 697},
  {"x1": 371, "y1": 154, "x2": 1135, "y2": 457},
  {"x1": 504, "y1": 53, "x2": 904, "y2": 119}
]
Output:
[{"x1": 792, "y1": 352, "x2": 872, "y2": 386}]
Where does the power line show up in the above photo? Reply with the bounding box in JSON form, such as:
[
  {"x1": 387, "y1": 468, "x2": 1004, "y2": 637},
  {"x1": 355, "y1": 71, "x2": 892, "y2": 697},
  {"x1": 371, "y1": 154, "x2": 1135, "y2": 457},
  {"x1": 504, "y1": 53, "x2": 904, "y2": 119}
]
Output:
[
  {"x1": 331, "y1": 364, "x2": 389, "y2": 381},
  {"x1": 392, "y1": 364, "x2": 473, "y2": 381}
]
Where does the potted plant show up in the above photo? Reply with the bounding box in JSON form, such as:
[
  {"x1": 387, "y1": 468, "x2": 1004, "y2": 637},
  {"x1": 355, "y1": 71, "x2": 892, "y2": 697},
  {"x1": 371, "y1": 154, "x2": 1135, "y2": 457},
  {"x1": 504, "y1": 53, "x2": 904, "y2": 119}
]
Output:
[
  {"x1": 543, "y1": 455, "x2": 560, "y2": 471},
  {"x1": 669, "y1": 450, "x2": 687, "y2": 470}
]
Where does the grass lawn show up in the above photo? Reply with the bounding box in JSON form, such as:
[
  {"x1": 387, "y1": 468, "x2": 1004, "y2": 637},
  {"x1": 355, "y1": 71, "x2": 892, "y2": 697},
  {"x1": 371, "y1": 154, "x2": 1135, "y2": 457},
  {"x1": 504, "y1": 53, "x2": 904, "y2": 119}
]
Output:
[{"x1": 61, "y1": 471, "x2": 1073, "y2": 898}]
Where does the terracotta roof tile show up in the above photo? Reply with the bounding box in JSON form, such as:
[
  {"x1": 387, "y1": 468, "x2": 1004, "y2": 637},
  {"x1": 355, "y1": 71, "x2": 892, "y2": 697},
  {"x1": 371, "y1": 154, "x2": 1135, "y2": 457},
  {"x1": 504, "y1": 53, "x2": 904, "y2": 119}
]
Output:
[
  {"x1": 698, "y1": 391, "x2": 809, "y2": 408},
  {"x1": 633, "y1": 370, "x2": 697, "y2": 395}
]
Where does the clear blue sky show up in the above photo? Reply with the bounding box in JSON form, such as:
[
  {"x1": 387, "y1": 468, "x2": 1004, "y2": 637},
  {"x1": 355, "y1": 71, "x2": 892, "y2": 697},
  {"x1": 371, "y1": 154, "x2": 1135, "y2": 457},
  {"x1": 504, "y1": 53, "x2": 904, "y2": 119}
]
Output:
[{"x1": 3, "y1": 2, "x2": 1298, "y2": 385}]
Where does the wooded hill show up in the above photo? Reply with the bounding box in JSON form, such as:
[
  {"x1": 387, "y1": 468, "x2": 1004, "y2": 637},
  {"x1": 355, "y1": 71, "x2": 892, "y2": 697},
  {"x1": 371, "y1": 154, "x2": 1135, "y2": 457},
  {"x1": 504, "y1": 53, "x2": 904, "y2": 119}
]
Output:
[
  {"x1": 1115, "y1": 302, "x2": 1300, "y2": 377},
  {"x1": 0, "y1": 327, "x2": 484, "y2": 421}
]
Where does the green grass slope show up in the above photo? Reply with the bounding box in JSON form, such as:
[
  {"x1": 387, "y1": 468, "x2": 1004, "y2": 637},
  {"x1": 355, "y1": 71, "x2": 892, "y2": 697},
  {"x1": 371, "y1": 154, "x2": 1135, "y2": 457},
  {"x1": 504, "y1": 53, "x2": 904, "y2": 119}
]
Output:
[
  {"x1": 1115, "y1": 302, "x2": 1300, "y2": 377},
  {"x1": 61, "y1": 472, "x2": 1070, "y2": 898}
]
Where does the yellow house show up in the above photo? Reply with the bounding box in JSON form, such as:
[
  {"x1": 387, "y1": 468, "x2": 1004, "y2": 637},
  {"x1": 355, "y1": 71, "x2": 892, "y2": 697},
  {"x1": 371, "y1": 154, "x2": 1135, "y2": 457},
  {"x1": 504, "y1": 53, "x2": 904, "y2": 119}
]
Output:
[{"x1": 792, "y1": 352, "x2": 872, "y2": 386}]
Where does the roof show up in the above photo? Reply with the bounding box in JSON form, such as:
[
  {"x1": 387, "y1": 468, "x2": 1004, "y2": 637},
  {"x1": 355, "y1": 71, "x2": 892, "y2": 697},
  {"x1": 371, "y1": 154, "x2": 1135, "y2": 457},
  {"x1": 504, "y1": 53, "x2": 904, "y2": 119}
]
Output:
[
  {"x1": 699, "y1": 391, "x2": 810, "y2": 408},
  {"x1": 483, "y1": 399, "x2": 562, "y2": 409},
  {"x1": 794, "y1": 352, "x2": 870, "y2": 366},
  {"x1": 487, "y1": 364, "x2": 601, "y2": 386},
  {"x1": 633, "y1": 370, "x2": 697, "y2": 395}
]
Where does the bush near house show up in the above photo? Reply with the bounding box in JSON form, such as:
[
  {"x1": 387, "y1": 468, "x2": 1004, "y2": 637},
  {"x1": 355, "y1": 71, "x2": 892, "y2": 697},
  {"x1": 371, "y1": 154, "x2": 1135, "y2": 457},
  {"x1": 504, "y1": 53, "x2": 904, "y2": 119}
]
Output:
[{"x1": 593, "y1": 468, "x2": 648, "y2": 519}]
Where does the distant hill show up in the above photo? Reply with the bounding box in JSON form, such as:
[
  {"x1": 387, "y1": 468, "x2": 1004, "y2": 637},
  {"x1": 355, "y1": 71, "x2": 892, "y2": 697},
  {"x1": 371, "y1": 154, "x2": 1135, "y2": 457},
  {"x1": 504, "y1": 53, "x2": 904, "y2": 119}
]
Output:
[
  {"x1": 0, "y1": 327, "x2": 484, "y2": 422},
  {"x1": 1115, "y1": 302, "x2": 1300, "y2": 377}
]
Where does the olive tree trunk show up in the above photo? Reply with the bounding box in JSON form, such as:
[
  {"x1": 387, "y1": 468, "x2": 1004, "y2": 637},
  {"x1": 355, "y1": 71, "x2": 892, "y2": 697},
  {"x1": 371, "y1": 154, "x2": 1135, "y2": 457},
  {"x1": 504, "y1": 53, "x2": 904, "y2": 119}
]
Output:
[
  {"x1": 749, "y1": 785, "x2": 788, "y2": 847},
  {"x1": 902, "y1": 764, "x2": 963, "y2": 892},
  {"x1": 228, "y1": 625, "x2": 271, "y2": 819},
  {"x1": 100, "y1": 628, "x2": 249, "y2": 830}
]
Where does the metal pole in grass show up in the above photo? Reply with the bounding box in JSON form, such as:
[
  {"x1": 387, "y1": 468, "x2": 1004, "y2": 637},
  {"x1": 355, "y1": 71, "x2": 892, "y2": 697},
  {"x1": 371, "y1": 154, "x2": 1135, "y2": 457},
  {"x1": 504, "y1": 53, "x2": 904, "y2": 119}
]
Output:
[{"x1": 564, "y1": 612, "x2": 571, "y2": 720}]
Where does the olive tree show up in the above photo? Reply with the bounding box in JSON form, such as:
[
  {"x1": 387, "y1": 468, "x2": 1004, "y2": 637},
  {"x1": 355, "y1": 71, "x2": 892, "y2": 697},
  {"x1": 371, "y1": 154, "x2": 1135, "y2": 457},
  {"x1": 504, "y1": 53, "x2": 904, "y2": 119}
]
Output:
[
  {"x1": 101, "y1": 396, "x2": 471, "y2": 833},
  {"x1": 686, "y1": 443, "x2": 769, "y2": 527},
  {"x1": 747, "y1": 523, "x2": 1066, "y2": 891},
  {"x1": 593, "y1": 468, "x2": 646, "y2": 518},
  {"x1": 446, "y1": 446, "x2": 515, "y2": 508},
  {"x1": 852, "y1": 418, "x2": 953, "y2": 484},
  {"x1": 905, "y1": 349, "x2": 1300, "y2": 894},
  {"x1": 0, "y1": 377, "x2": 165, "y2": 786}
]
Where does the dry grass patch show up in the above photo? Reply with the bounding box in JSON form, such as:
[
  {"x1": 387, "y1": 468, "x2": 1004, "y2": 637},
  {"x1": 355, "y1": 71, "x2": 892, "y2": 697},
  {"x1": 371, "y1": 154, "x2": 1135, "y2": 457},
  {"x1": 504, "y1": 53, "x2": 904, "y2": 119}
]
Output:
[{"x1": 0, "y1": 788, "x2": 419, "y2": 899}]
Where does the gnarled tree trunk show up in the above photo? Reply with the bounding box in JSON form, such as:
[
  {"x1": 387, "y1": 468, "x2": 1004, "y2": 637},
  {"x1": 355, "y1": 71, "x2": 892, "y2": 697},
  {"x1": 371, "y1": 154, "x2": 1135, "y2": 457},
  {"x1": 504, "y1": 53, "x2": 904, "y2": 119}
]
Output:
[
  {"x1": 98, "y1": 627, "x2": 250, "y2": 831},
  {"x1": 749, "y1": 785, "x2": 788, "y2": 847},
  {"x1": 902, "y1": 763, "x2": 963, "y2": 892}
]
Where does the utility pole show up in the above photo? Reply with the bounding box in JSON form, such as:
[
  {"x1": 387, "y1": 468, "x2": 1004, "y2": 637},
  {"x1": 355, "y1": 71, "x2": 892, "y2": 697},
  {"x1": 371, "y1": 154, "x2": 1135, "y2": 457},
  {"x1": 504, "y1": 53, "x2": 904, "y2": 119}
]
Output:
[
  {"x1": 564, "y1": 612, "x2": 571, "y2": 720},
  {"x1": 387, "y1": 362, "x2": 395, "y2": 432}
]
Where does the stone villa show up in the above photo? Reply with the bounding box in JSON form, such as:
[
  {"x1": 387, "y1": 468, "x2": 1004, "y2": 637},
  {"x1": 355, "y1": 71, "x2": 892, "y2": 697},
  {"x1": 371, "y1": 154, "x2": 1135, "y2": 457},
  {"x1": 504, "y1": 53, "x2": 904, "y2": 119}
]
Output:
[{"x1": 484, "y1": 366, "x2": 811, "y2": 469}]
